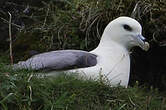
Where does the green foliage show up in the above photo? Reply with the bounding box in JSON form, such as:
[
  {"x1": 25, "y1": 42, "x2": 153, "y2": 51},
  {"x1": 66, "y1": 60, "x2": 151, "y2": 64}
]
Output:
[
  {"x1": 0, "y1": 62, "x2": 165, "y2": 110},
  {"x1": 8, "y1": 0, "x2": 165, "y2": 61}
]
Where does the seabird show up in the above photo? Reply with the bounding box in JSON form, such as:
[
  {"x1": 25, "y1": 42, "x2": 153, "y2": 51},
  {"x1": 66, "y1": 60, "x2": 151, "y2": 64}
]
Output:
[{"x1": 13, "y1": 16, "x2": 149, "y2": 87}]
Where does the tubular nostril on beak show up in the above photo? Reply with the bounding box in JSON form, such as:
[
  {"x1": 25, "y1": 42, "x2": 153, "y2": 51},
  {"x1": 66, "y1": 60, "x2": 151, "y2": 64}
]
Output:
[{"x1": 138, "y1": 34, "x2": 146, "y2": 41}]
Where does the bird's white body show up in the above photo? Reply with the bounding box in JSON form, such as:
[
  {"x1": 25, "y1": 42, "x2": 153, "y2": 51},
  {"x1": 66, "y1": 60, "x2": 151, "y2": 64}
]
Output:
[
  {"x1": 68, "y1": 17, "x2": 149, "y2": 87},
  {"x1": 69, "y1": 41, "x2": 130, "y2": 87},
  {"x1": 14, "y1": 16, "x2": 150, "y2": 87}
]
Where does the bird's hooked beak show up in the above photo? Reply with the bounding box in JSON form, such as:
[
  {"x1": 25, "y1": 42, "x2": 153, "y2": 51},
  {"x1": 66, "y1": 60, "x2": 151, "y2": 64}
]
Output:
[{"x1": 136, "y1": 34, "x2": 150, "y2": 51}]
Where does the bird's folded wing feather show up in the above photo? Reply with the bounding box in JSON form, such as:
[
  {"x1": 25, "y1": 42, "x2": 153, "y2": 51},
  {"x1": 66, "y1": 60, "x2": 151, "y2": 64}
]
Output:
[{"x1": 13, "y1": 50, "x2": 97, "y2": 71}]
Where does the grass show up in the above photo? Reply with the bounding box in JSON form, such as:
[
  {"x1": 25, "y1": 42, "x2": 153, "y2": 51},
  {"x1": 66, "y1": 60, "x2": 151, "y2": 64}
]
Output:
[
  {"x1": 0, "y1": 62, "x2": 166, "y2": 110},
  {"x1": 2, "y1": 0, "x2": 164, "y2": 63},
  {"x1": 8, "y1": 0, "x2": 162, "y2": 59}
]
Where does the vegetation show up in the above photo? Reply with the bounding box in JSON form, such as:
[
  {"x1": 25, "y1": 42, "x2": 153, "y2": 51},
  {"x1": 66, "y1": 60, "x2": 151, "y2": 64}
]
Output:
[
  {"x1": 1, "y1": 0, "x2": 165, "y2": 60},
  {"x1": 0, "y1": 62, "x2": 166, "y2": 110}
]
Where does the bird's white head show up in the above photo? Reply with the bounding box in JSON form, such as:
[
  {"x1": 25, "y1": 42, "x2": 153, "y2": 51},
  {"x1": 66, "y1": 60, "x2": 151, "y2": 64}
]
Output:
[{"x1": 100, "y1": 16, "x2": 149, "y2": 51}]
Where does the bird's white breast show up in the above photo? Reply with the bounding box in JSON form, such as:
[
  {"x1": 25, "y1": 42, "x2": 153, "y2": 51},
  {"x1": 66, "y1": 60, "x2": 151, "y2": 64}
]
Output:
[{"x1": 69, "y1": 44, "x2": 130, "y2": 87}]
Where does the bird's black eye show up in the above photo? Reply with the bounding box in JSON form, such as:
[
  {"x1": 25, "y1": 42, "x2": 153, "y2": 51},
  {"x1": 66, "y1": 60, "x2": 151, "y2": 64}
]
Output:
[{"x1": 123, "y1": 24, "x2": 132, "y2": 31}]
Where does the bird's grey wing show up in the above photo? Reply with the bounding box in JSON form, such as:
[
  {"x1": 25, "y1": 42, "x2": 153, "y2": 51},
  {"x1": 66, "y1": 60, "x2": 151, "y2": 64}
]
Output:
[{"x1": 13, "y1": 50, "x2": 97, "y2": 71}]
